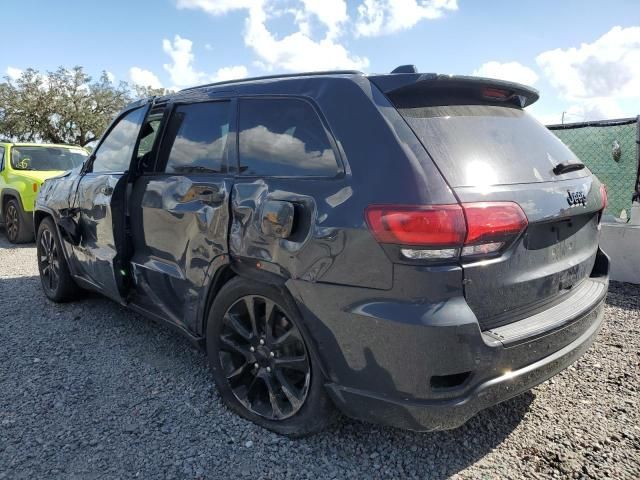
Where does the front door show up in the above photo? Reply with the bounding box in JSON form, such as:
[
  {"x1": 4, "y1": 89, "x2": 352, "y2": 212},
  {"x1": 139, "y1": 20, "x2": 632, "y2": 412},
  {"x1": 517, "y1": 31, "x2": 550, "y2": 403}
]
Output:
[
  {"x1": 128, "y1": 99, "x2": 235, "y2": 334},
  {"x1": 74, "y1": 105, "x2": 149, "y2": 302}
]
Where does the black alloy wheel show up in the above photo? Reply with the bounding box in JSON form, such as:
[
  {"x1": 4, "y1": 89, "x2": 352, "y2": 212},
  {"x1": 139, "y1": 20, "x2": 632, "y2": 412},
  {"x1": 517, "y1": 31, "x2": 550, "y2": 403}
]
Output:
[
  {"x1": 38, "y1": 227, "x2": 60, "y2": 295},
  {"x1": 5, "y1": 201, "x2": 20, "y2": 243},
  {"x1": 218, "y1": 295, "x2": 311, "y2": 420}
]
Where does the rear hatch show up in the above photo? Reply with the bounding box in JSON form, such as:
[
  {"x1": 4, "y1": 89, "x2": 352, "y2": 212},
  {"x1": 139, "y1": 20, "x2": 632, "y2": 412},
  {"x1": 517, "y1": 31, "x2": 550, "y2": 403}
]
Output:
[{"x1": 373, "y1": 74, "x2": 606, "y2": 329}]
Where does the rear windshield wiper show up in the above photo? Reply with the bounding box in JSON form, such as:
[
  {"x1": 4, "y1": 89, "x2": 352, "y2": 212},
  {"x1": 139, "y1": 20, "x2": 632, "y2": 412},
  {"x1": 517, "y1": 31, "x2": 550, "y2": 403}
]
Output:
[{"x1": 553, "y1": 162, "x2": 585, "y2": 175}]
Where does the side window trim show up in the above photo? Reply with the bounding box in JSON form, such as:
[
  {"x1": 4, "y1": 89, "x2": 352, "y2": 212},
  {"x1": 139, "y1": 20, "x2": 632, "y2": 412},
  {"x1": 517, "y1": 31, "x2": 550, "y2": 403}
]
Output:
[
  {"x1": 86, "y1": 103, "x2": 150, "y2": 175},
  {"x1": 133, "y1": 103, "x2": 170, "y2": 176},
  {"x1": 0, "y1": 147, "x2": 5, "y2": 171},
  {"x1": 154, "y1": 98, "x2": 235, "y2": 176},
  {"x1": 235, "y1": 94, "x2": 345, "y2": 179}
]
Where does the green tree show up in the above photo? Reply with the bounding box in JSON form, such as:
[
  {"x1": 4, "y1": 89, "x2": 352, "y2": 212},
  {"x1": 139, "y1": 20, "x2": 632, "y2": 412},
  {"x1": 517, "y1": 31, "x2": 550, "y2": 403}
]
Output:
[{"x1": 0, "y1": 66, "x2": 147, "y2": 146}]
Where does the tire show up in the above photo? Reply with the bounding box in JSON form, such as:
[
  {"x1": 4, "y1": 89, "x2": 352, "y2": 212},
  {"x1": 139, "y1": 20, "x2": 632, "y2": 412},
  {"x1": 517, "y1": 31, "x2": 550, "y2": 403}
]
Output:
[
  {"x1": 36, "y1": 217, "x2": 80, "y2": 302},
  {"x1": 4, "y1": 198, "x2": 33, "y2": 243},
  {"x1": 206, "y1": 276, "x2": 336, "y2": 437}
]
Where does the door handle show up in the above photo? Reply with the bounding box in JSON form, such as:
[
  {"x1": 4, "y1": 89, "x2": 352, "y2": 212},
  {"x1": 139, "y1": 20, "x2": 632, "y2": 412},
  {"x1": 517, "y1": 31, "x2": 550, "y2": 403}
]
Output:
[
  {"x1": 197, "y1": 187, "x2": 224, "y2": 204},
  {"x1": 178, "y1": 185, "x2": 225, "y2": 204}
]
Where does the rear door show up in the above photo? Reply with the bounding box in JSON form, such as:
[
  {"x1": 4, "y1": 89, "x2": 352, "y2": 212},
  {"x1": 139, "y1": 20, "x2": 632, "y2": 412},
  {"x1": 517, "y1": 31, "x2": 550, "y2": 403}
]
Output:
[
  {"x1": 74, "y1": 105, "x2": 148, "y2": 302},
  {"x1": 229, "y1": 96, "x2": 346, "y2": 282},
  {"x1": 397, "y1": 102, "x2": 606, "y2": 329},
  {"x1": 128, "y1": 99, "x2": 235, "y2": 334}
]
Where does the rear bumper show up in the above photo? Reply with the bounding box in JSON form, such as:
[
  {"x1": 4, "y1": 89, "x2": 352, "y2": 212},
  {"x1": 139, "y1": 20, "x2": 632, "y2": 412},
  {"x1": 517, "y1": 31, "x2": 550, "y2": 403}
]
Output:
[
  {"x1": 325, "y1": 300, "x2": 604, "y2": 431},
  {"x1": 287, "y1": 250, "x2": 609, "y2": 431}
]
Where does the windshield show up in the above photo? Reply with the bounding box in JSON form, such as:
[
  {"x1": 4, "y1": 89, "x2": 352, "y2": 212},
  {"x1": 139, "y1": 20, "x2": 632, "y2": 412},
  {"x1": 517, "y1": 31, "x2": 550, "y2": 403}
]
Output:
[
  {"x1": 399, "y1": 105, "x2": 588, "y2": 187},
  {"x1": 11, "y1": 146, "x2": 87, "y2": 171}
]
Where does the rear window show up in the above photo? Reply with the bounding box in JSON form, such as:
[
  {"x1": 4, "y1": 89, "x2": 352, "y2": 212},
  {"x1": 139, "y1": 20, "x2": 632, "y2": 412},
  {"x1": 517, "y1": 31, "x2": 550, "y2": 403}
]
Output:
[
  {"x1": 238, "y1": 97, "x2": 339, "y2": 177},
  {"x1": 400, "y1": 105, "x2": 588, "y2": 187},
  {"x1": 11, "y1": 146, "x2": 87, "y2": 172},
  {"x1": 160, "y1": 101, "x2": 230, "y2": 174}
]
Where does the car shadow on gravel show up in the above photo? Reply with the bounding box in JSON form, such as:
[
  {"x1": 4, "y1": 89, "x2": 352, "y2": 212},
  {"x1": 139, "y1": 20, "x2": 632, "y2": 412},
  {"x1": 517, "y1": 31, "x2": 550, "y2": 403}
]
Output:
[
  {"x1": 0, "y1": 226, "x2": 35, "y2": 248},
  {"x1": 313, "y1": 393, "x2": 534, "y2": 479},
  {"x1": 0, "y1": 272, "x2": 534, "y2": 479}
]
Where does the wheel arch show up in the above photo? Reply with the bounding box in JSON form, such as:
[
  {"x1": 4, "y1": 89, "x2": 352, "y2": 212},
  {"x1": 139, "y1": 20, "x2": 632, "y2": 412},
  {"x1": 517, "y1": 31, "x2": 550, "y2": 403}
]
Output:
[
  {"x1": 33, "y1": 207, "x2": 76, "y2": 273},
  {"x1": 200, "y1": 262, "x2": 238, "y2": 338},
  {"x1": 199, "y1": 259, "x2": 290, "y2": 340},
  {"x1": 34, "y1": 209, "x2": 53, "y2": 233},
  {"x1": 1, "y1": 188, "x2": 24, "y2": 215}
]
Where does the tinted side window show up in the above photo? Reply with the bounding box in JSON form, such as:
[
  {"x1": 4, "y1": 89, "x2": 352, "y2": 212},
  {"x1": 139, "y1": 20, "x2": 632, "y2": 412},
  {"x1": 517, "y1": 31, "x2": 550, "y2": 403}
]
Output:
[
  {"x1": 137, "y1": 119, "x2": 162, "y2": 160},
  {"x1": 238, "y1": 98, "x2": 339, "y2": 177},
  {"x1": 92, "y1": 107, "x2": 146, "y2": 173},
  {"x1": 161, "y1": 102, "x2": 230, "y2": 174},
  {"x1": 0, "y1": 147, "x2": 4, "y2": 171}
]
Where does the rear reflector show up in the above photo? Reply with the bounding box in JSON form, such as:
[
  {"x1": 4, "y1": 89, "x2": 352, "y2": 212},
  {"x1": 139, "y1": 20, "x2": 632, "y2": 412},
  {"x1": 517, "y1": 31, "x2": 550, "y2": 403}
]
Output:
[
  {"x1": 366, "y1": 202, "x2": 528, "y2": 260},
  {"x1": 401, "y1": 247, "x2": 458, "y2": 260}
]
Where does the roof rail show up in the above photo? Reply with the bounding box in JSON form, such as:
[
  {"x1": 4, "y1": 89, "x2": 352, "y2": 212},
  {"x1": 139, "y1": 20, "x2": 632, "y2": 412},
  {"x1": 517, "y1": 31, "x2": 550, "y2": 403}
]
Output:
[{"x1": 179, "y1": 70, "x2": 364, "y2": 92}]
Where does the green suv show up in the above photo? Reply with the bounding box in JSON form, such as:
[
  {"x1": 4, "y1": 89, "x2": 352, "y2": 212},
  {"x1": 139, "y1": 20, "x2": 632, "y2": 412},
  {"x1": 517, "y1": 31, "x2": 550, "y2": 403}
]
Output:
[{"x1": 0, "y1": 143, "x2": 88, "y2": 243}]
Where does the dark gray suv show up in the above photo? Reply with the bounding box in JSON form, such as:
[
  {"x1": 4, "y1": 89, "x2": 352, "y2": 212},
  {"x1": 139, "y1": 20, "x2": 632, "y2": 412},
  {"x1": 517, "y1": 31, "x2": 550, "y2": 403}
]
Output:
[{"x1": 34, "y1": 68, "x2": 609, "y2": 436}]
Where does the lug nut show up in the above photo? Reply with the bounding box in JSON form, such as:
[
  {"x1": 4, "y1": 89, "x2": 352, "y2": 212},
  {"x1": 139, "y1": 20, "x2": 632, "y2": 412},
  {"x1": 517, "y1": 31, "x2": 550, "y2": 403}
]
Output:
[
  {"x1": 259, "y1": 339, "x2": 265, "y2": 345},
  {"x1": 250, "y1": 346, "x2": 255, "y2": 352},
  {"x1": 266, "y1": 367, "x2": 271, "y2": 373},
  {"x1": 254, "y1": 362, "x2": 259, "y2": 369},
  {"x1": 269, "y1": 351, "x2": 275, "y2": 358}
]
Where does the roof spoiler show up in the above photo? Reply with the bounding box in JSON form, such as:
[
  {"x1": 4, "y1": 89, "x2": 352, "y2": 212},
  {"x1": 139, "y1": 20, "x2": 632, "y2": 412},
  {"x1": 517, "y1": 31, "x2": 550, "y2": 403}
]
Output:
[{"x1": 369, "y1": 73, "x2": 540, "y2": 108}]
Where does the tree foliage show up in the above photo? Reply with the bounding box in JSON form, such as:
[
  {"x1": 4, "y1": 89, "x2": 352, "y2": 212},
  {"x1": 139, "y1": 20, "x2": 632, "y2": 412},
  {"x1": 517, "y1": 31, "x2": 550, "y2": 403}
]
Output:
[{"x1": 0, "y1": 66, "x2": 171, "y2": 146}]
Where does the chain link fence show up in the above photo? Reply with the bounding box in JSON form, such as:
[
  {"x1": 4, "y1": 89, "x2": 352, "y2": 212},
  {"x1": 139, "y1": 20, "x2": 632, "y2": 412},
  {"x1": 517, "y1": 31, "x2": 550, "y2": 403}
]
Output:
[{"x1": 548, "y1": 117, "x2": 640, "y2": 220}]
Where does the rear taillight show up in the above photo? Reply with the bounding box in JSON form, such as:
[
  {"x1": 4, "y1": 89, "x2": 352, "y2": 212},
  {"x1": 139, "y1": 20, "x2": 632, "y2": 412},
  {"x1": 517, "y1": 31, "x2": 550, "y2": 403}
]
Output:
[
  {"x1": 365, "y1": 205, "x2": 466, "y2": 246},
  {"x1": 599, "y1": 184, "x2": 608, "y2": 210},
  {"x1": 366, "y1": 202, "x2": 528, "y2": 261}
]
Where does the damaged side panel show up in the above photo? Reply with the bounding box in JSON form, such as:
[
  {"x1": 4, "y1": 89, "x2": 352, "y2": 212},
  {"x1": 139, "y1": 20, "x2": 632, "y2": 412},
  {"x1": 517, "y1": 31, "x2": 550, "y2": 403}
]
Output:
[
  {"x1": 229, "y1": 179, "x2": 392, "y2": 290},
  {"x1": 36, "y1": 169, "x2": 83, "y2": 273},
  {"x1": 128, "y1": 175, "x2": 232, "y2": 333}
]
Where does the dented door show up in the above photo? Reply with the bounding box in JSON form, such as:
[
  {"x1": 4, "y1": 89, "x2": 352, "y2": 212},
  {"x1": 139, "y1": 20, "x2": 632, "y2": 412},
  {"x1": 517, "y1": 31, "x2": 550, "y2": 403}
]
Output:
[
  {"x1": 129, "y1": 175, "x2": 231, "y2": 331},
  {"x1": 128, "y1": 99, "x2": 234, "y2": 333},
  {"x1": 73, "y1": 105, "x2": 149, "y2": 302},
  {"x1": 228, "y1": 96, "x2": 391, "y2": 288}
]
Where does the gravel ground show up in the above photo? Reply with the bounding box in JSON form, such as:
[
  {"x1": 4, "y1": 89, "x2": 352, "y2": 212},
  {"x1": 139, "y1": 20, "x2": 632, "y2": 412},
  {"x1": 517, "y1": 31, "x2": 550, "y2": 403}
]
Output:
[{"x1": 0, "y1": 231, "x2": 638, "y2": 479}]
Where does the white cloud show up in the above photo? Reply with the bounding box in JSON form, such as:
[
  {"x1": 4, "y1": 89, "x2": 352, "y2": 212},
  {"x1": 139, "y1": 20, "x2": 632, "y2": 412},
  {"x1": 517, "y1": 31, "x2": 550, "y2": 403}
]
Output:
[
  {"x1": 129, "y1": 67, "x2": 162, "y2": 88},
  {"x1": 473, "y1": 61, "x2": 539, "y2": 86},
  {"x1": 6, "y1": 66, "x2": 23, "y2": 81},
  {"x1": 163, "y1": 35, "x2": 205, "y2": 87},
  {"x1": 564, "y1": 98, "x2": 626, "y2": 123},
  {"x1": 536, "y1": 26, "x2": 640, "y2": 99},
  {"x1": 162, "y1": 34, "x2": 248, "y2": 88},
  {"x1": 245, "y1": 3, "x2": 368, "y2": 71},
  {"x1": 212, "y1": 65, "x2": 249, "y2": 82},
  {"x1": 355, "y1": 0, "x2": 457, "y2": 37},
  {"x1": 298, "y1": 0, "x2": 348, "y2": 40},
  {"x1": 5, "y1": 66, "x2": 52, "y2": 89},
  {"x1": 176, "y1": 0, "x2": 369, "y2": 72}
]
